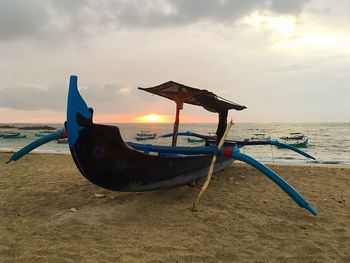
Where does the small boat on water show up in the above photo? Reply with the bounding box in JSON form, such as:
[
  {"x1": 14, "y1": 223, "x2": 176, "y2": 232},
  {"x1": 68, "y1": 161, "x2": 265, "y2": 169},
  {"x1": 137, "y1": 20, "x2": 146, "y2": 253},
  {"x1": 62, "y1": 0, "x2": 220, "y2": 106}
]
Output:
[
  {"x1": 187, "y1": 132, "x2": 216, "y2": 143},
  {"x1": 0, "y1": 131, "x2": 26, "y2": 139},
  {"x1": 57, "y1": 138, "x2": 68, "y2": 144},
  {"x1": 247, "y1": 133, "x2": 271, "y2": 141},
  {"x1": 135, "y1": 131, "x2": 157, "y2": 141},
  {"x1": 187, "y1": 137, "x2": 205, "y2": 143},
  {"x1": 280, "y1": 133, "x2": 309, "y2": 148},
  {"x1": 35, "y1": 130, "x2": 55, "y2": 137}
]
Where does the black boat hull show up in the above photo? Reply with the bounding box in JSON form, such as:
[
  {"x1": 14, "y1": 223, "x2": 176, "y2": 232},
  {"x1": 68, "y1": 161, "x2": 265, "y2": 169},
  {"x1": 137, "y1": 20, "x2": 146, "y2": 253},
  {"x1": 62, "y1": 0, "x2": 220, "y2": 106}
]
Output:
[
  {"x1": 67, "y1": 76, "x2": 232, "y2": 192},
  {"x1": 70, "y1": 121, "x2": 232, "y2": 191}
]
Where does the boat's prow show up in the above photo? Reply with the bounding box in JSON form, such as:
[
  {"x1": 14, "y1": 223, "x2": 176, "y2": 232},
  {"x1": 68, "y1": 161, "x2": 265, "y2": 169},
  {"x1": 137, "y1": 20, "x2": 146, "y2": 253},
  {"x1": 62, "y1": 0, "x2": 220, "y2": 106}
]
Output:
[{"x1": 66, "y1": 75, "x2": 92, "y2": 148}]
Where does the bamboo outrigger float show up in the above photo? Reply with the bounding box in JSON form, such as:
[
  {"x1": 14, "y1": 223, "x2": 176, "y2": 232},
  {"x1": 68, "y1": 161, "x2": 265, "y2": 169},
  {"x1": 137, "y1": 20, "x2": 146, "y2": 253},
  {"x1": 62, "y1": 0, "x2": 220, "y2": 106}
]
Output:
[{"x1": 7, "y1": 75, "x2": 317, "y2": 215}]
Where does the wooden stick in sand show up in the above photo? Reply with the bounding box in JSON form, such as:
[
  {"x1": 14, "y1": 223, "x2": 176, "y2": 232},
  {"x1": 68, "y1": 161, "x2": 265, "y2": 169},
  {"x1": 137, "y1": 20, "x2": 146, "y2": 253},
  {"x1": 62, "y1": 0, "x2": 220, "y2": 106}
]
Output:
[{"x1": 191, "y1": 120, "x2": 234, "y2": 211}]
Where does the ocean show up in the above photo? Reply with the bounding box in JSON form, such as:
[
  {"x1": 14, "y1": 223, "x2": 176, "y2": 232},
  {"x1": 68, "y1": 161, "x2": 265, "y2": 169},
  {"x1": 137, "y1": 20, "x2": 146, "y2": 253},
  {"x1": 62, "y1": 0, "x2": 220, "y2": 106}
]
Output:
[{"x1": 1, "y1": 122, "x2": 349, "y2": 165}]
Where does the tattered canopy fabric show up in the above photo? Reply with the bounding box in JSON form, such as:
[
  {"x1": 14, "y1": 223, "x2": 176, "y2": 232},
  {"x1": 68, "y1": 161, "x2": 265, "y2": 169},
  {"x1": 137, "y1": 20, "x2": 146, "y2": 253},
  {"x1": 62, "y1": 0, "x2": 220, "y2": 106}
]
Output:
[{"x1": 138, "y1": 81, "x2": 247, "y2": 112}]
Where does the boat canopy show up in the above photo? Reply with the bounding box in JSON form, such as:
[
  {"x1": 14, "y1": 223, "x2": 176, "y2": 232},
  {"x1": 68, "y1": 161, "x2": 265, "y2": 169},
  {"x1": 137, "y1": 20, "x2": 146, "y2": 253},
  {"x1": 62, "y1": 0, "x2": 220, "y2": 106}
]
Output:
[
  {"x1": 139, "y1": 81, "x2": 247, "y2": 146},
  {"x1": 138, "y1": 81, "x2": 247, "y2": 113}
]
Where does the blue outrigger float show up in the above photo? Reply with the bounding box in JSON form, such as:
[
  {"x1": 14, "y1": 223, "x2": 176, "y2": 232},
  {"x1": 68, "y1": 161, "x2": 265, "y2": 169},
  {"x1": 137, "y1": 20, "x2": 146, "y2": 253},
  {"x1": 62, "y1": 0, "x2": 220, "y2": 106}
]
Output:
[{"x1": 7, "y1": 76, "x2": 317, "y2": 215}]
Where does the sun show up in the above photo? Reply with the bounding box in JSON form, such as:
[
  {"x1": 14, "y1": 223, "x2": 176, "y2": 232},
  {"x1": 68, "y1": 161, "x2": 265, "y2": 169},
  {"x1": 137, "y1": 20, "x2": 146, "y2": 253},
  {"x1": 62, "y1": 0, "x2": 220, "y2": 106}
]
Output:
[{"x1": 135, "y1": 113, "x2": 167, "y2": 123}]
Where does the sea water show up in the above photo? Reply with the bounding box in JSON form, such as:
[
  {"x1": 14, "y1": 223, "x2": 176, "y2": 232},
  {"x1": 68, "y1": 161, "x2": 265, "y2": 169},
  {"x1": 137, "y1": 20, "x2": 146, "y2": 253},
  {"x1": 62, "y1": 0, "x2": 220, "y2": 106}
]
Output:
[{"x1": 1, "y1": 122, "x2": 349, "y2": 165}]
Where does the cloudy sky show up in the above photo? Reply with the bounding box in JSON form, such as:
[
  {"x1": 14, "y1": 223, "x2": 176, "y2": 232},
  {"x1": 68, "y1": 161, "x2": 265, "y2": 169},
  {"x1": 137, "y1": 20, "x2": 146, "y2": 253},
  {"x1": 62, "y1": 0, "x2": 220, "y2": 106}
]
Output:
[{"x1": 0, "y1": 0, "x2": 349, "y2": 123}]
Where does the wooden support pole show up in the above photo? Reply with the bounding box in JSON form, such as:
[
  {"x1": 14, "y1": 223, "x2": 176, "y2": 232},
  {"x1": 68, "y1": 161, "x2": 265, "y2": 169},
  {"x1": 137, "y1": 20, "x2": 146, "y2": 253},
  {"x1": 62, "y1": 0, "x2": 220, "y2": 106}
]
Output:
[
  {"x1": 191, "y1": 120, "x2": 234, "y2": 211},
  {"x1": 171, "y1": 102, "x2": 182, "y2": 147}
]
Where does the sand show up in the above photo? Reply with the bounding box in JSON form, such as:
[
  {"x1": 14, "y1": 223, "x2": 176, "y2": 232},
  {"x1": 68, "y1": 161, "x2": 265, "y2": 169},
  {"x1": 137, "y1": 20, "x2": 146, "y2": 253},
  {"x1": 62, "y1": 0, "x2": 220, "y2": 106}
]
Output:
[{"x1": 0, "y1": 152, "x2": 349, "y2": 262}]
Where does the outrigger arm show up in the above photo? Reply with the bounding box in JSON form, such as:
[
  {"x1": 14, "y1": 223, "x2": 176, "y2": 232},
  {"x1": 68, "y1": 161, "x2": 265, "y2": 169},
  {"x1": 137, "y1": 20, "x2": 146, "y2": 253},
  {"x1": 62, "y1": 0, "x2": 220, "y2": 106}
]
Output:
[
  {"x1": 6, "y1": 128, "x2": 66, "y2": 163},
  {"x1": 160, "y1": 132, "x2": 316, "y2": 160},
  {"x1": 127, "y1": 142, "x2": 317, "y2": 215},
  {"x1": 236, "y1": 140, "x2": 316, "y2": 160},
  {"x1": 230, "y1": 146, "x2": 317, "y2": 215}
]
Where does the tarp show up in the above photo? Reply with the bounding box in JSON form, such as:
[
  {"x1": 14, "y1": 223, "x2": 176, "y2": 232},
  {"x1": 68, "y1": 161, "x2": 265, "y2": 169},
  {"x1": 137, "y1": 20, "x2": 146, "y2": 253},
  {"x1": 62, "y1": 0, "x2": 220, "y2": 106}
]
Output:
[{"x1": 139, "y1": 81, "x2": 247, "y2": 113}]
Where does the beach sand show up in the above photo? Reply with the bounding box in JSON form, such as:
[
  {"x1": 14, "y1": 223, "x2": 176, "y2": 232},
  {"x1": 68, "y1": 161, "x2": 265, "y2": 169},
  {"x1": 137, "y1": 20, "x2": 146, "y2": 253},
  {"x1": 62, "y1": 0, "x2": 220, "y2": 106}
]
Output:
[{"x1": 0, "y1": 152, "x2": 349, "y2": 262}]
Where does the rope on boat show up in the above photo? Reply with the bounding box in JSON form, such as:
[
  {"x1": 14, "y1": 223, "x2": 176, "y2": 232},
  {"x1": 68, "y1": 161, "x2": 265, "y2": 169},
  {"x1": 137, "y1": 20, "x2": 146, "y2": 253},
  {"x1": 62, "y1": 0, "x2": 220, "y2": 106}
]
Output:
[{"x1": 191, "y1": 119, "x2": 234, "y2": 211}]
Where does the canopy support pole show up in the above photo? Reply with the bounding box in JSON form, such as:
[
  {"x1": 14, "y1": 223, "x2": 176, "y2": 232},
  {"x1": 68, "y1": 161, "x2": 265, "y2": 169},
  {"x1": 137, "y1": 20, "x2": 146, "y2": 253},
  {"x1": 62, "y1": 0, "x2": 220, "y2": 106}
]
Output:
[
  {"x1": 216, "y1": 110, "x2": 228, "y2": 143},
  {"x1": 171, "y1": 102, "x2": 183, "y2": 146}
]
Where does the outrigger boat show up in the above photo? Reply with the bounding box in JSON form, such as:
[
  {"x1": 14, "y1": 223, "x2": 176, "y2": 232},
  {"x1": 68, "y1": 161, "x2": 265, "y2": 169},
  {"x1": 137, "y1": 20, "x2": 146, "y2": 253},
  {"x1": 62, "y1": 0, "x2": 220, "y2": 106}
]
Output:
[
  {"x1": 35, "y1": 130, "x2": 55, "y2": 137},
  {"x1": 135, "y1": 131, "x2": 157, "y2": 141},
  {"x1": 0, "y1": 131, "x2": 26, "y2": 139},
  {"x1": 280, "y1": 132, "x2": 310, "y2": 148},
  {"x1": 247, "y1": 133, "x2": 271, "y2": 141},
  {"x1": 188, "y1": 132, "x2": 216, "y2": 143},
  {"x1": 7, "y1": 76, "x2": 317, "y2": 215},
  {"x1": 187, "y1": 137, "x2": 205, "y2": 143},
  {"x1": 57, "y1": 138, "x2": 68, "y2": 144}
]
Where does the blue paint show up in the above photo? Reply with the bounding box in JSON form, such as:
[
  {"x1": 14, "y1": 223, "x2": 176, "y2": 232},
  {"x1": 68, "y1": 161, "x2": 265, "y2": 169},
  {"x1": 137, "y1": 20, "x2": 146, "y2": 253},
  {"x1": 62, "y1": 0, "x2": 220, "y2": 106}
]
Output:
[
  {"x1": 8, "y1": 128, "x2": 64, "y2": 162},
  {"x1": 66, "y1": 75, "x2": 92, "y2": 147},
  {"x1": 128, "y1": 141, "x2": 317, "y2": 215},
  {"x1": 161, "y1": 131, "x2": 194, "y2": 138},
  {"x1": 232, "y1": 146, "x2": 317, "y2": 216},
  {"x1": 127, "y1": 142, "x2": 217, "y2": 155}
]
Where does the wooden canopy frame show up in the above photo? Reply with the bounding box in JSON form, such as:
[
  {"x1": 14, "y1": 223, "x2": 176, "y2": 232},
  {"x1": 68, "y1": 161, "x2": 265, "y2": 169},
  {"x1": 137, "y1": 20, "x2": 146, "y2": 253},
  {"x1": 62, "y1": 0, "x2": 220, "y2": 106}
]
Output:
[{"x1": 139, "y1": 81, "x2": 246, "y2": 146}]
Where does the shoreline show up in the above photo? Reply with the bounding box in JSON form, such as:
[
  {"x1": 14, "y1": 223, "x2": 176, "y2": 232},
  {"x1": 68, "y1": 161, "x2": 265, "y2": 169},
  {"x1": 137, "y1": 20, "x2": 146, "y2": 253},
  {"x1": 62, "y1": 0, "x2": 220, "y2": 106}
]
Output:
[{"x1": 2, "y1": 149, "x2": 349, "y2": 168}]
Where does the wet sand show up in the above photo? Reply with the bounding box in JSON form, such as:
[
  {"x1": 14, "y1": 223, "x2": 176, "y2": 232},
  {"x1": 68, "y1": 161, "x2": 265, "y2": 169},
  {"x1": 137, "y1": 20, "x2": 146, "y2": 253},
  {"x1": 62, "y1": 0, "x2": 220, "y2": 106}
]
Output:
[{"x1": 0, "y1": 152, "x2": 349, "y2": 262}]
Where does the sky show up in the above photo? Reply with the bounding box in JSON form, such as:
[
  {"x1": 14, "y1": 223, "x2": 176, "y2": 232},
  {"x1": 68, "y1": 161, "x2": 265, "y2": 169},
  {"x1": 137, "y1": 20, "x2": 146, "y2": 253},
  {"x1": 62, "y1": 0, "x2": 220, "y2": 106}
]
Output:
[{"x1": 0, "y1": 0, "x2": 349, "y2": 123}]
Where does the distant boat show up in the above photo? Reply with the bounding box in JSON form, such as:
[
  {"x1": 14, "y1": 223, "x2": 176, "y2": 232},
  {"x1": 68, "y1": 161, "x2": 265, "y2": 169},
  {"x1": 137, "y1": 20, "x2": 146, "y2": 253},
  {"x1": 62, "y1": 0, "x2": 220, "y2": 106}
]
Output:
[
  {"x1": 248, "y1": 133, "x2": 271, "y2": 141},
  {"x1": 135, "y1": 131, "x2": 157, "y2": 141},
  {"x1": 187, "y1": 137, "x2": 205, "y2": 143},
  {"x1": 35, "y1": 130, "x2": 55, "y2": 137},
  {"x1": 187, "y1": 132, "x2": 216, "y2": 143},
  {"x1": 0, "y1": 131, "x2": 26, "y2": 139},
  {"x1": 57, "y1": 138, "x2": 68, "y2": 144},
  {"x1": 280, "y1": 133, "x2": 310, "y2": 148},
  {"x1": 17, "y1": 125, "x2": 56, "y2": 131}
]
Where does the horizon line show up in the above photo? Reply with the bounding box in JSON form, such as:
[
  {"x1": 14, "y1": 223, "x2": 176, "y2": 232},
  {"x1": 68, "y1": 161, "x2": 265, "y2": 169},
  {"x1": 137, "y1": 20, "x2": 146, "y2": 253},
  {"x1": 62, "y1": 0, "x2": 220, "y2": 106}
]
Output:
[{"x1": 1, "y1": 121, "x2": 349, "y2": 125}]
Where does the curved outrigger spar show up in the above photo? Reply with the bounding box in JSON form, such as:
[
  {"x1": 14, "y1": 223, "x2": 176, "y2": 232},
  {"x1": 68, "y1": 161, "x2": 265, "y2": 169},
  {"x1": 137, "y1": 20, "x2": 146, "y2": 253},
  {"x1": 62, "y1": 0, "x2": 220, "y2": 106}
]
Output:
[{"x1": 7, "y1": 75, "x2": 317, "y2": 216}]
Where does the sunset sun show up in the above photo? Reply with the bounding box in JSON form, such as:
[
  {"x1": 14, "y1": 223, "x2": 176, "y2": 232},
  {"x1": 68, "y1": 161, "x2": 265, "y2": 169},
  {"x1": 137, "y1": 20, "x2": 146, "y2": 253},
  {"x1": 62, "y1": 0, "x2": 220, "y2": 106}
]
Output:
[{"x1": 135, "y1": 113, "x2": 167, "y2": 123}]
